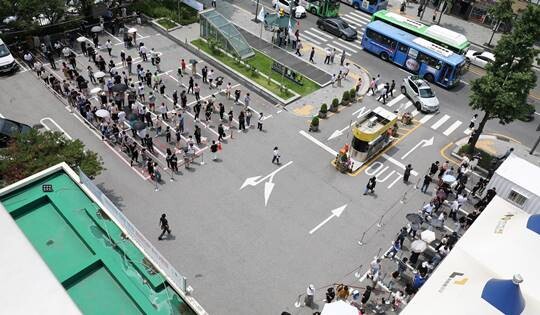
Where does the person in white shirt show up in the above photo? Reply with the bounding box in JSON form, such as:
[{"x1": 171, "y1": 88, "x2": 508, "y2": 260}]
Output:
[
  {"x1": 105, "y1": 39, "x2": 113, "y2": 56},
  {"x1": 139, "y1": 44, "x2": 148, "y2": 61},
  {"x1": 272, "y1": 146, "x2": 280, "y2": 164}
]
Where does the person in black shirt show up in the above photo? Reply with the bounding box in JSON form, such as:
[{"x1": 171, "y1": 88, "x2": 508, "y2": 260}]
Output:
[{"x1": 158, "y1": 214, "x2": 171, "y2": 240}]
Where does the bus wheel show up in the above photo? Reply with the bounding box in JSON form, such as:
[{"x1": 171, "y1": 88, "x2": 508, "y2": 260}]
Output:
[
  {"x1": 380, "y1": 52, "x2": 389, "y2": 61},
  {"x1": 353, "y1": 2, "x2": 360, "y2": 9},
  {"x1": 424, "y1": 73, "x2": 434, "y2": 83},
  {"x1": 310, "y1": 7, "x2": 317, "y2": 15}
]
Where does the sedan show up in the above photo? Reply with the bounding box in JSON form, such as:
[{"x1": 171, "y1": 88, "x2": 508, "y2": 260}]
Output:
[
  {"x1": 0, "y1": 117, "x2": 32, "y2": 148},
  {"x1": 272, "y1": 0, "x2": 307, "y2": 18},
  {"x1": 465, "y1": 50, "x2": 495, "y2": 69},
  {"x1": 316, "y1": 17, "x2": 357, "y2": 41}
]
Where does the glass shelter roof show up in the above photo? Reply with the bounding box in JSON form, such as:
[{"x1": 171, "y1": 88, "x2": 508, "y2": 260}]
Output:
[{"x1": 200, "y1": 10, "x2": 254, "y2": 59}]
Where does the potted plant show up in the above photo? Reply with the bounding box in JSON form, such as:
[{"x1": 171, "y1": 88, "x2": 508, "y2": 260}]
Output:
[
  {"x1": 309, "y1": 116, "x2": 319, "y2": 132},
  {"x1": 350, "y1": 88, "x2": 357, "y2": 103},
  {"x1": 342, "y1": 91, "x2": 350, "y2": 106},
  {"x1": 319, "y1": 103, "x2": 328, "y2": 118},
  {"x1": 330, "y1": 98, "x2": 339, "y2": 112}
]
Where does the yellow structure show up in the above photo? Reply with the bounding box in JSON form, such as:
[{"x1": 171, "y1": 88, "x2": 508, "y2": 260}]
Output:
[{"x1": 350, "y1": 107, "x2": 397, "y2": 162}]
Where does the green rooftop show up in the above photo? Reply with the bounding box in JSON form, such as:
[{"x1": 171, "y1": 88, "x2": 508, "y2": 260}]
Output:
[{"x1": 0, "y1": 170, "x2": 197, "y2": 315}]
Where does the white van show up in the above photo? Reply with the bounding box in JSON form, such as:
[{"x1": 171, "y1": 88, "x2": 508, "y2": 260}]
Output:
[{"x1": 0, "y1": 39, "x2": 18, "y2": 74}]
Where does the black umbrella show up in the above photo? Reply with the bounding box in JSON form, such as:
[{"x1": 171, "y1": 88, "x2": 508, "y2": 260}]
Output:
[
  {"x1": 126, "y1": 113, "x2": 138, "y2": 121},
  {"x1": 111, "y1": 83, "x2": 128, "y2": 93},
  {"x1": 131, "y1": 121, "x2": 146, "y2": 131},
  {"x1": 189, "y1": 59, "x2": 198, "y2": 65},
  {"x1": 406, "y1": 213, "x2": 423, "y2": 224}
]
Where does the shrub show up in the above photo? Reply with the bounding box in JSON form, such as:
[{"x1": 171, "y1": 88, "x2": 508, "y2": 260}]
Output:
[
  {"x1": 342, "y1": 90, "x2": 350, "y2": 103},
  {"x1": 332, "y1": 98, "x2": 339, "y2": 107},
  {"x1": 311, "y1": 116, "x2": 319, "y2": 126},
  {"x1": 320, "y1": 103, "x2": 328, "y2": 113},
  {"x1": 350, "y1": 88, "x2": 357, "y2": 99},
  {"x1": 458, "y1": 144, "x2": 494, "y2": 170}
]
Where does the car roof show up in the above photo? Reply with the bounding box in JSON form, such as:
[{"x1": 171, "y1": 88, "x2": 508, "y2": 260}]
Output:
[
  {"x1": 407, "y1": 76, "x2": 431, "y2": 88},
  {"x1": 0, "y1": 118, "x2": 31, "y2": 136},
  {"x1": 481, "y1": 51, "x2": 495, "y2": 60}
]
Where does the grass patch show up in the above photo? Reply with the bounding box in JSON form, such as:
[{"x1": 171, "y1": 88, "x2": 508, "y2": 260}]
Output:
[
  {"x1": 131, "y1": 0, "x2": 198, "y2": 25},
  {"x1": 457, "y1": 144, "x2": 494, "y2": 170},
  {"x1": 155, "y1": 18, "x2": 177, "y2": 30},
  {"x1": 192, "y1": 39, "x2": 319, "y2": 98}
]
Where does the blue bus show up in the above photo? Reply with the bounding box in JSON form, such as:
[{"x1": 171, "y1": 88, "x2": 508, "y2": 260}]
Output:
[
  {"x1": 341, "y1": 0, "x2": 387, "y2": 14},
  {"x1": 361, "y1": 20, "x2": 466, "y2": 88}
]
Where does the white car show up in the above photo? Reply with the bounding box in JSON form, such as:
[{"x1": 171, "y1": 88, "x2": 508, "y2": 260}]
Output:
[
  {"x1": 272, "y1": 0, "x2": 307, "y2": 18},
  {"x1": 401, "y1": 76, "x2": 439, "y2": 113},
  {"x1": 465, "y1": 50, "x2": 495, "y2": 69},
  {"x1": 0, "y1": 39, "x2": 17, "y2": 74}
]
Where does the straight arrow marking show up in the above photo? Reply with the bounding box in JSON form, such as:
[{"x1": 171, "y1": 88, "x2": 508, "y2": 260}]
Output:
[{"x1": 309, "y1": 205, "x2": 347, "y2": 234}]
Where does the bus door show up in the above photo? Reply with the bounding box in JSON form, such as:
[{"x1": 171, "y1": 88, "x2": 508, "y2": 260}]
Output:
[{"x1": 393, "y1": 44, "x2": 409, "y2": 67}]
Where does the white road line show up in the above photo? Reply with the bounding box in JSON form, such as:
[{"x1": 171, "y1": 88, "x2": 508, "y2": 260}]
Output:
[
  {"x1": 386, "y1": 94, "x2": 405, "y2": 107},
  {"x1": 381, "y1": 153, "x2": 419, "y2": 176},
  {"x1": 402, "y1": 101, "x2": 413, "y2": 110},
  {"x1": 301, "y1": 34, "x2": 323, "y2": 45},
  {"x1": 464, "y1": 128, "x2": 473, "y2": 135},
  {"x1": 443, "y1": 120, "x2": 462, "y2": 136},
  {"x1": 0, "y1": 112, "x2": 4, "y2": 118},
  {"x1": 304, "y1": 30, "x2": 328, "y2": 42},
  {"x1": 326, "y1": 44, "x2": 351, "y2": 56},
  {"x1": 419, "y1": 114, "x2": 434, "y2": 124},
  {"x1": 348, "y1": 11, "x2": 371, "y2": 22},
  {"x1": 329, "y1": 40, "x2": 358, "y2": 53},
  {"x1": 40, "y1": 117, "x2": 73, "y2": 140},
  {"x1": 431, "y1": 114, "x2": 450, "y2": 130},
  {"x1": 343, "y1": 14, "x2": 369, "y2": 26},
  {"x1": 411, "y1": 109, "x2": 420, "y2": 117},
  {"x1": 308, "y1": 28, "x2": 333, "y2": 39},
  {"x1": 340, "y1": 17, "x2": 362, "y2": 28},
  {"x1": 103, "y1": 30, "x2": 123, "y2": 43},
  {"x1": 299, "y1": 130, "x2": 337, "y2": 155}
]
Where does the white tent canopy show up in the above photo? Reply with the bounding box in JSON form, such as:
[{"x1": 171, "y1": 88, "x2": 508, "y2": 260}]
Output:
[{"x1": 402, "y1": 196, "x2": 540, "y2": 315}]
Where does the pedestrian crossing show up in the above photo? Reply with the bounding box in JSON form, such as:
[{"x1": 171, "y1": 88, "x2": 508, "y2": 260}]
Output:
[
  {"x1": 373, "y1": 88, "x2": 477, "y2": 138},
  {"x1": 300, "y1": 10, "x2": 372, "y2": 56}
]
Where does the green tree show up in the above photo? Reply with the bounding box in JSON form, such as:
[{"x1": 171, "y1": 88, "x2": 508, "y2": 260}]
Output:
[
  {"x1": 468, "y1": 5, "x2": 540, "y2": 153},
  {"x1": 0, "y1": 130, "x2": 104, "y2": 187},
  {"x1": 0, "y1": 0, "x2": 67, "y2": 29},
  {"x1": 486, "y1": 0, "x2": 515, "y2": 46}
]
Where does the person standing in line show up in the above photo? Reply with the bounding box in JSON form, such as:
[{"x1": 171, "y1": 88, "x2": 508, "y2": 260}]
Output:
[
  {"x1": 219, "y1": 102, "x2": 225, "y2": 120},
  {"x1": 246, "y1": 109, "x2": 252, "y2": 128},
  {"x1": 238, "y1": 111, "x2": 246, "y2": 131},
  {"x1": 331, "y1": 74, "x2": 336, "y2": 88},
  {"x1": 155, "y1": 55, "x2": 161, "y2": 72},
  {"x1": 295, "y1": 40, "x2": 303, "y2": 56},
  {"x1": 330, "y1": 48, "x2": 337, "y2": 63},
  {"x1": 210, "y1": 140, "x2": 219, "y2": 160},
  {"x1": 258, "y1": 112, "x2": 264, "y2": 131},
  {"x1": 403, "y1": 164, "x2": 413, "y2": 183},
  {"x1": 218, "y1": 123, "x2": 225, "y2": 141},
  {"x1": 158, "y1": 214, "x2": 171, "y2": 240},
  {"x1": 165, "y1": 126, "x2": 171, "y2": 143},
  {"x1": 336, "y1": 71, "x2": 342, "y2": 87},
  {"x1": 361, "y1": 286, "x2": 372, "y2": 306},
  {"x1": 139, "y1": 44, "x2": 148, "y2": 61},
  {"x1": 244, "y1": 92, "x2": 251, "y2": 108},
  {"x1": 194, "y1": 101, "x2": 201, "y2": 121},
  {"x1": 201, "y1": 66, "x2": 207, "y2": 83},
  {"x1": 420, "y1": 174, "x2": 432, "y2": 193},
  {"x1": 194, "y1": 83, "x2": 200, "y2": 101},
  {"x1": 105, "y1": 39, "x2": 113, "y2": 56},
  {"x1": 304, "y1": 285, "x2": 315, "y2": 308},
  {"x1": 364, "y1": 176, "x2": 377, "y2": 195},
  {"x1": 309, "y1": 47, "x2": 315, "y2": 63},
  {"x1": 272, "y1": 146, "x2": 280, "y2": 164},
  {"x1": 211, "y1": 0, "x2": 216, "y2": 7},
  {"x1": 340, "y1": 49, "x2": 346, "y2": 66},
  {"x1": 194, "y1": 125, "x2": 202, "y2": 144},
  {"x1": 126, "y1": 55, "x2": 133, "y2": 74},
  {"x1": 225, "y1": 82, "x2": 232, "y2": 99},
  {"x1": 130, "y1": 146, "x2": 139, "y2": 166}
]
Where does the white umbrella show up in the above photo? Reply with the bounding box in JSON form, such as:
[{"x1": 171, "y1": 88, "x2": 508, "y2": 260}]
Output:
[
  {"x1": 95, "y1": 109, "x2": 110, "y2": 118},
  {"x1": 321, "y1": 300, "x2": 358, "y2": 315},
  {"x1": 76, "y1": 36, "x2": 87, "y2": 43},
  {"x1": 411, "y1": 239, "x2": 428, "y2": 253},
  {"x1": 90, "y1": 87, "x2": 102, "y2": 94},
  {"x1": 127, "y1": 27, "x2": 137, "y2": 34},
  {"x1": 91, "y1": 25, "x2": 103, "y2": 32},
  {"x1": 421, "y1": 230, "x2": 436, "y2": 243},
  {"x1": 442, "y1": 174, "x2": 456, "y2": 184},
  {"x1": 94, "y1": 71, "x2": 106, "y2": 79}
]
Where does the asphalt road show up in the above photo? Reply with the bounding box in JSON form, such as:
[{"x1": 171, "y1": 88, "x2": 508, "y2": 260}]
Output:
[{"x1": 0, "y1": 7, "x2": 538, "y2": 315}]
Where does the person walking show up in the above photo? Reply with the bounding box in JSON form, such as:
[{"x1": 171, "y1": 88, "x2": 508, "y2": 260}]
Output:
[
  {"x1": 105, "y1": 39, "x2": 113, "y2": 56},
  {"x1": 304, "y1": 285, "x2": 315, "y2": 308},
  {"x1": 238, "y1": 111, "x2": 246, "y2": 131},
  {"x1": 420, "y1": 174, "x2": 432, "y2": 193},
  {"x1": 126, "y1": 55, "x2": 133, "y2": 74},
  {"x1": 377, "y1": 82, "x2": 389, "y2": 104},
  {"x1": 218, "y1": 124, "x2": 226, "y2": 141},
  {"x1": 228, "y1": 108, "x2": 234, "y2": 128},
  {"x1": 403, "y1": 164, "x2": 413, "y2": 183},
  {"x1": 429, "y1": 161, "x2": 439, "y2": 176},
  {"x1": 188, "y1": 76, "x2": 194, "y2": 94},
  {"x1": 324, "y1": 47, "x2": 331, "y2": 64},
  {"x1": 272, "y1": 146, "x2": 280, "y2": 164},
  {"x1": 309, "y1": 47, "x2": 315, "y2": 63},
  {"x1": 194, "y1": 125, "x2": 202, "y2": 145},
  {"x1": 295, "y1": 40, "x2": 303, "y2": 56},
  {"x1": 158, "y1": 214, "x2": 171, "y2": 240},
  {"x1": 211, "y1": 0, "x2": 216, "y2": 7},
  {"x1": 257, "y1": 112, "x2": 264, "y2": 131},
  {"x1": 210, "y1": 140, "x2": 219, "y2": 160},
  {"x1": 468, "y1": 114, "x2": 478, "y2": 131},
  {"x1": 367, "y1": 77, "x2": 377, "y2": 95},
  {"x1": 388, "y1": 80, "x2": 396, "y2": 98},
  {"x1": 364, "y1": 176, "x2": 377, "y2": 195}
]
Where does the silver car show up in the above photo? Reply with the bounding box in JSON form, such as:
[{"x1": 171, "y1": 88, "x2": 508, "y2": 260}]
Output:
[{"x1": 401, "y1": 76, "x2": 439, "y2": 113}]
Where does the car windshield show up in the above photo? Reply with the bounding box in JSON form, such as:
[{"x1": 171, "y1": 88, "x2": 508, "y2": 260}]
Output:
[
  {"x1": 0, "y1": 119, "x2": 20, "y2": 135},
  {"x1": 0, "y1": 44, "x2": 10, "y2": 58},
  {"x1": 419, "y1": 88, "x2": 435, "y2": 98}
]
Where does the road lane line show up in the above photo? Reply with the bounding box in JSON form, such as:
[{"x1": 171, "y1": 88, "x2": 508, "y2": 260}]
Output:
[
  {"x1": 301, "y1": 33, "x2": 323, "y2": 45},
  {"x1": 443, "y1": 120, "x2": 462, "y2": 136},
  {"x1": 299, "y1": 130, "x2": 337, "y2": 155},
  {"x1": 308, "y1": 28, "x2": 334, "y2": 39},
  {"x1": 304, "y1": 30, "x2": 328, "y2": 42},
  {"x1": 40, "y1": 117, "x2": 73, "y2": 140},
  {"x1": 431, "y1": 114, "x2": 450, "y2": 130},
  {"x1": 419, "y1": 114, "x2": 434, "y2": 124},
  {"x1": 329, "y1": 41, "x2": 358, "y2": 53},
  {"x1": 386, "y1": 94, "x2": 405, "y2": 107},
  {"x1": 381, "y1": 153, "x2": 419, "y2": 176},
  {"x1": 343, "y1": 14, "x2": 369, "y2": 26},
  {"x1": 340, "y1": 17, "x2": 362, "y2": 28},
  {"x1": 411, "y1": 109, "x2": 420, "y2": 117},
  {"x1": 348, "y1": 11, "x2": 371, "y2": 22}
]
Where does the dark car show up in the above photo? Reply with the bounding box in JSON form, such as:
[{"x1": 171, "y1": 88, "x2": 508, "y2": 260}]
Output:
[
  {"x1": 0, "y1": 118, "x2": 32, "y2": 148},
  {"x1": 316, "y1": 17, "x2": 357, "y2": 41}
]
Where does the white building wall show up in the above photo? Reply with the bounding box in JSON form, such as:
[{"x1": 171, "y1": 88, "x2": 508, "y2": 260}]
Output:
[{"x1": 487, "y1": 173, "x2": 540, "y2": 214}]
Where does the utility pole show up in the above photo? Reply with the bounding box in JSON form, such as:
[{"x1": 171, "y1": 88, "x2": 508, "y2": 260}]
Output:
[
  {"x1": 530, "y1": 123, "x2": 540, "y2": 155},
  {"x1": 252, "y1": 0, "x2": 261, "y2": 23}
]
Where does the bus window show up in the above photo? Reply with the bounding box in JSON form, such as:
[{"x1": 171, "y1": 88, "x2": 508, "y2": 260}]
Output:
[
  {"x1": 398, "y1": 44, "x2": 408, "y2": 53},
  {"x1": 417, "y1": 52, "x2": 442, "y2": 70},
  {"x1": 408, "y1": 48, "x2": 418, "y2": 58},
  {"x1": 366, "y1": 29, "x2": 397, "y2": 50}
]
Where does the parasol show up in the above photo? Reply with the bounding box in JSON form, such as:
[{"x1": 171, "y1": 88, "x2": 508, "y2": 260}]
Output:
[
  {"x1": 442, "y1": 174, "x2": 456, "y2": 184},
  {"x1": 420, "y1": 230, "x2": 436, "y2": 243},
  {"x1": 406, "y1": 213, "x2": 423, "y2": 224},
  {"x1": 90, "y1": 87, "x2": 102, "y2": 94},
  {"x1": 91, "y1": 25, "x2": 103, "y2": 33},
  {"x1": 411, "y1": 239, "x2": 427, "y2": 253},
  {"x1": 131, "y1": 120, "x2": 146, "y2": 131},
  {"x1": 127, "y1": 27, "x2": 137, "y2": 34},
  {"x1": 111, "y1": 83, "x2": 128, "y2": 92},
  {"x1": 95, "y1": 109, "x2": 110, "y2": 118},
  {"x1": 94, "y1": 71, "x2": 106, "y2": 79},
  {"x1": 77, "y1": 36, "x2": 87, "y2": 43}
]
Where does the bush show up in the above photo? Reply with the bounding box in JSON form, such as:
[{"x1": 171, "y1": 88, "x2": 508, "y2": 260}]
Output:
[
  {"x1": 342, "y1": 90, "x2": 350, "y2": 103},
  {"x1": 350, "y1": 88, "x2": 357, "y2": 100},
  {"x1": 320, "y1": 103, "x2": 328, "y2": 113},
  {"x1": 332, "y1": 98, "x2": 339, "y2": 107},
  {"x1": 208, "y1": 38, "x2": 222, "y2": 55},
  {"x1": 458, "y1": 144, "x2": 494, "y2": 170},
  {"x1": 131, "y1": 0, "x2": 198, "y2": 25},
  {"x1": 311, "y1": 116, "x2": 319, "y2": 126}
]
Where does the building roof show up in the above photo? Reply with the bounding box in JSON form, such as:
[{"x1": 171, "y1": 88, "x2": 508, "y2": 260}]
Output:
[
  {"x1": 402, "y1": 196, "x2": 540, "y2": 315},
  {"x1": 0, "y1": 203, "x2": 82, "y2": 315},
  {"x1": 495, "y1": 153, "x2": 540, "y2": 196}
]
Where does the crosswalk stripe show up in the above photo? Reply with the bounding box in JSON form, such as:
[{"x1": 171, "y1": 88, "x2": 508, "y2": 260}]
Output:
[
  {"x1": 326, "y1": 44, "x2": 351, "y2": 56},
  {"x1": 309, "y1": 28, "x2": 334, "y2": 39},
  {"x1": 344, "y1": 14, "x2": 369, "y2": 26},
  {"x1": 330, "y1": 40, "x2": 358, "y2": 53},
  {"x1": 464, "y1": 128, "x2": 473, "y2": 135},
  {"x1": 431, "y1": 114, "x2": 450, "y2": 130},
  {"x1": 301, "y1": 33, "x2": 322, "y2": 45},
  {"x1": 338, "y1": 37, "x2": 360, "y2": 48},
  {"x1": 304, "y1": 30, "x2": 327, "y2": 42},
  {"x1": 411, "y1": 109, "x2": 420, "y2": 117},
  {"x1": 348, "y1": 11, "x2": 372, "y2": 22},
  {"x1": 419, "y1": 114, "x2": 434, "y2": 124},
  {"x1": 341, "y1": 17, "x2": 362, "y2": 28},
  {"x1": 386, "y1": 94, "x2": 405, "y2": 107},
  {"x1": 443, "y1": 120, "x2": 462, "y2": 136},
  {"x1": 403, "y1": 101, "x2": 413, "y2": 110}
]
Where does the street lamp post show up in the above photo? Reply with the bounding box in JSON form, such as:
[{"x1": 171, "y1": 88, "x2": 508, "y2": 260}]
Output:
[{"x1": 252, "y1": 0, "x2": 261, "y2": 23}]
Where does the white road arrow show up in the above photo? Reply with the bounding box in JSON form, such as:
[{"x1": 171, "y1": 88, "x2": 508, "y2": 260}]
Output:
[
  {"x1": 352, "y1": 106, "x2": 369, "y2": 119},
  {"x1": 240, "y1": 161, "x2": 293, "y2": 207},
  {"x1": 401, "y1": 136, "x2": 435, "y2": 160},
  {"x1": 240, "y1": 176, "x2": 262, "y2": 190},
  {"x1": 328, "y1": 107, "x2": 369, "y2": 141},
  {"x1": 309, "y1": 204, "x2": 347, "y2": 234},
  {"x1": 328, "y1": 122, "x2": 353, "y2": 141},
  {"x1": 264, "y1": 178, "x2": 275, "y2": 207}
]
